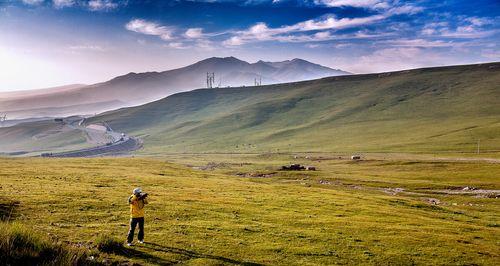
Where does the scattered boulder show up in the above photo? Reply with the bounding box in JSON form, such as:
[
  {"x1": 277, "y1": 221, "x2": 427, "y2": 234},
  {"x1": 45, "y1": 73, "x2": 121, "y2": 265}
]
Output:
[
  {"x1": 351, "y1": 155, "x2": 361, "y2": 160},
  {"x1": 427, "y1": 198, "x2": 441, "y2": 205},
  {"x1": 281, "y1": 164, "x2": 317, "y2": 171},
  {"x1": 281, "y1": 164, "x2": 305, "y2": 171},
  {"x1": 382, "y1": 187, "x2": 404, "y2": 195}
]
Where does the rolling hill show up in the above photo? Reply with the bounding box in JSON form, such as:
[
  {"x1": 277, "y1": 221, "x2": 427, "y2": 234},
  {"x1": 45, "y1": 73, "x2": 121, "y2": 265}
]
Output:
[
  {"x1": 0, "y1": 57, "x2": 347, "y2": 119},
  {"x1": 0, "y1": 119, "x2": 89, "y2": 155},
  {"x1": 2, "y1": 62, "x2": 498, "y2": 155},
  {"x1": 84, "y1": 62, "x2": 500, "y2": 154}
]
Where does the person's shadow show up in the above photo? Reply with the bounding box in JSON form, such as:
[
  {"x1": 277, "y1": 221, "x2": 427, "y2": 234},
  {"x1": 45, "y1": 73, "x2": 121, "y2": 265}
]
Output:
[
  {"x1": 118, "y1": 245, "x2": 176, "y2": 265},
  {"x1": 141, "y1": 242, "x2": 264, "y2": 266}
]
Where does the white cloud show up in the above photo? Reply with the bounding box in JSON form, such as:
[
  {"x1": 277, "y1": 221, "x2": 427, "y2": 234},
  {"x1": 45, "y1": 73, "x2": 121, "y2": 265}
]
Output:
[
  {"x1": 313, "y1": 0, "x2": 423, "y2": 14},
  {"x1": 88, "y1": 0, "x2": 118, "y2": 11},
  {"x1": 224, "y1": 14, "x2": 386, "y2": 46},
  {"x1": 52, "y1": 0, "x2": 74, "y2": 8},
  {"x1": 195, "y1": 39, "x2": 216, "y2": 50},
  {"x1": 125, "y1": 19, "x2": 174, "y2": 41},
  {"x1": 167, "y1": 42, "x2": 190, "y2": 49},
  {"x1": 383, "y1": 39, "x2": 453, "y2": 48},
  {"x1": 441, "y1": 29, "x2": 496, "y2": 39},
  {"x1": 291, "y1": 14, "x2": 386, "y2": 31},
  {"x1": 422, "y1": 17, "x2": 496, "y2": 39},
  {"x1": 185, "y1": 28, "x2": 203, "y2": 38},
  {"x1": 465, "y1": 17, "x2": 494, "y2": 27},
  {"x1": 385, "y1": 4, "x2": 423, "y2": 15},
  {"x1": 222, "y1": 1, "x2": 424, "y2": 47},
  {"x1": 68, "y1": 45, "x2": 106, "y2": 52},
  {"x1": 305, "y1": 43, "x2": 321, "y2": 49},
  {"x1": 345, "y1": 47, "x2": 448, "y2": 73},
  {"x1": 125, "y1": 19, "x2": 219, "y2": 48},
  {"x1": 314, "y1": 0, "x2": 388, "y2": 8},
  {"x1": 224, "y1": 36, "x2": 244, "y2": 46},
  {"x1": 22, "y1": 0, "x2": 44, "y2": 5}
]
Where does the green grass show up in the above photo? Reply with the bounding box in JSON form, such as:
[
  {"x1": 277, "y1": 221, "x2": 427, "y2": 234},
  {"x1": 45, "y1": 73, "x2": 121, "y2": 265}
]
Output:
[
  {"x1": 0, "y1": 120, "x2": 90, "y2": 154},
  {"x1": 0, "y1": 155, "x2": 498, "y2": 265},
  {"x1": 85, "y1": 62, "x2": 500, "y2": 154},
  {"x1": 95, "y1": 234, "x2": 127, "y2": 255},
  {"x1": 0, "y1": 221, "x2": 97, "y2": 265}
]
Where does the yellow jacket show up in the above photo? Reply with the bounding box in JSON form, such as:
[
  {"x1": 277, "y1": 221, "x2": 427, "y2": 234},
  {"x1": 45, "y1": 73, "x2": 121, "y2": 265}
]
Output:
[{"x1": 129, "y1": 194, "x2": 148, "y2": 218}]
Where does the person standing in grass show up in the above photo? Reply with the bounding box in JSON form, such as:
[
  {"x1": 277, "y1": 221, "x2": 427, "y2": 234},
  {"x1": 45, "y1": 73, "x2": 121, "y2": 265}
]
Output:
[{"x1": 127, "y1": 187, "x2": 148, "y2": 246}]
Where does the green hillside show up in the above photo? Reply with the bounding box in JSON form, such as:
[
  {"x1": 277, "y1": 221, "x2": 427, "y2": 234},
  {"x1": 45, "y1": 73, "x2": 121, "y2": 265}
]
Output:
[
  {"x1": 89, "y1": 62, "x2": 500, "y2": 154},
  {"x1": 0, "y1": 120, "x2": 89, "y2": 154}
]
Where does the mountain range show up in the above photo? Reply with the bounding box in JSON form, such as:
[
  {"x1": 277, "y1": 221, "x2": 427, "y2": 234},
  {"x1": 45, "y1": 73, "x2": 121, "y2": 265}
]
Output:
[
  {"x1": 0, "y1": 57, "x2": 349, "y2": 119},
  {"x1": 2, "y1": 62, "x2": 498, "y2": 155}
]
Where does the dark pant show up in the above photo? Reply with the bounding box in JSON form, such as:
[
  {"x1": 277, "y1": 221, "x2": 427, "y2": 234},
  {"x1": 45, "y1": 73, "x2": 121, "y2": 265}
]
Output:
[{"x1": 127, "y1": 217, "x2": 144, "y2": 243}]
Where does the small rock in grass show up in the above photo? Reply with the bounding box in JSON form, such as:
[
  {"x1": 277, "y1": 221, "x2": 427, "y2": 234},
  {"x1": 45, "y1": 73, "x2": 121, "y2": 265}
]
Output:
[{"x1": 427, "y1": 198, "x2": 441, "y2": 205}]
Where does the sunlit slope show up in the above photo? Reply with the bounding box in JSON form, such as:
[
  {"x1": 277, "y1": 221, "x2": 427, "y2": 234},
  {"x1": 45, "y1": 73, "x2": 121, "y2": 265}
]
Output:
[
  {"x1": 0, "y1": 120, "x2": 89, "y2": 154},
  {"x1": 91, "y1": 63, "x2": 500, "y2": 154}
]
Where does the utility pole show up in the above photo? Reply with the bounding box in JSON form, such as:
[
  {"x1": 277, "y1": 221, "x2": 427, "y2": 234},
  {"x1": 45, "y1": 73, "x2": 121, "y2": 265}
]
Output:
[{"x1": 477, "y1": 139, "x2": 480, "y2": 154}]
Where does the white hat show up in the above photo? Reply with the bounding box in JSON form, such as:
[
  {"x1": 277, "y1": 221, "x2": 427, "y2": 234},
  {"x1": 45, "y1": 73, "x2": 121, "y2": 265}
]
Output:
[{"x1": 133, "y1": 187, "x2": 142, "y2": 194}]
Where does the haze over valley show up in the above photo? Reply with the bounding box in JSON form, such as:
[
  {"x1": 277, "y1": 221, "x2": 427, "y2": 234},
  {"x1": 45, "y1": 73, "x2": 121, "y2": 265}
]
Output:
[{"x1": 0, "y1": 57, "x2": 348, "y2": 119}]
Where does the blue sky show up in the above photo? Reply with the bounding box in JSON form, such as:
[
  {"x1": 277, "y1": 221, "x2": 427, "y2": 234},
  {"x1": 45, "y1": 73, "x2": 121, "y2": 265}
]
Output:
[{"x1": 0, "y1": 0, "x2": 498, "y2": 91}]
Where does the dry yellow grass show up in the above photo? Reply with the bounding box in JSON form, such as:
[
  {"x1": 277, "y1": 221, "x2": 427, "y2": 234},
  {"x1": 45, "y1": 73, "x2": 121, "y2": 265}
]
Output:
[{"x1": 0, "y1": 155, "x2": 498, "y2": 265}]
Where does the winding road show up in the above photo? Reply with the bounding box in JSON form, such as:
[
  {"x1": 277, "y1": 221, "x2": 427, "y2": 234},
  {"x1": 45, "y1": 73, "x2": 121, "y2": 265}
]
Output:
[{"x1": 42, "y1": 117, "x2": 142, "y2": 158}]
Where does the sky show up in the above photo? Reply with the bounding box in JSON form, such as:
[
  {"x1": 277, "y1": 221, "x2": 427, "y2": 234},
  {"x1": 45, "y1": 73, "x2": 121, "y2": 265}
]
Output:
[{"x1": 0, "y1": 0, "x2": 499, "y2": 91}]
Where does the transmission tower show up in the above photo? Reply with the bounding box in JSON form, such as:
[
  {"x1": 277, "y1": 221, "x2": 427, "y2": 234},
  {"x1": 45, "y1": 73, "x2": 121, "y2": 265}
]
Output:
[
  {"x1": 254, "y1": 77, "x2": 262, "y2": 86},
  {"x1": 206, "y1": 72, "x2": 215, "y2": 88},
  {"x1": 0, "y1": 114, "x2": 6, "y2": 127}
]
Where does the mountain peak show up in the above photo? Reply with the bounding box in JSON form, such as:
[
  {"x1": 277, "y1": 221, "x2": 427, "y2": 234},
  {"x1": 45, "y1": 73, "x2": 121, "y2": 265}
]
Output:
[
  {"x1": 201, "y1": 56, "x2": 247, "y2": 63},
  {"x1": 190, "y1": 56, "x2": 250, "y2": 69}
]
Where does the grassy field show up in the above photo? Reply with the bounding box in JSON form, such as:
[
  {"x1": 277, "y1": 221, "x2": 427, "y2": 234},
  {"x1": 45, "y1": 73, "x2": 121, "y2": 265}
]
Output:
[{"x1": 1, "y1": 154, "x2": 498, "y2": 265}]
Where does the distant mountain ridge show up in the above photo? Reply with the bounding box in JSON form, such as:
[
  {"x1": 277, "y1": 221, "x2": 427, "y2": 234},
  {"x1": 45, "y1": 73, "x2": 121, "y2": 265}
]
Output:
[
  {"x1": 0, "y1": 57, "x2": 349, "y2": 119},
  {"x1": 1, "y1": 62, "x2": 499, "y2": 154},
  {"x1": 103, "y1": 56, "x2": 349, "y2": 93}
]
